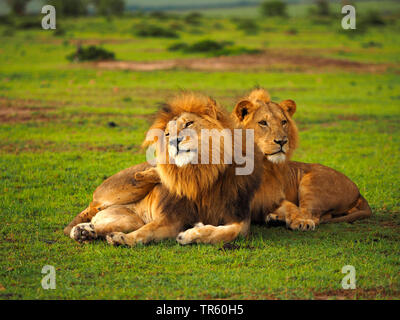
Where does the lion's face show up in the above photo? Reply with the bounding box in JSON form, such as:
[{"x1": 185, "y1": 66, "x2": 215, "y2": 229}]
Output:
[
  {"x1": 165, "y1": 112, "x2": 223, "y2": 167},
  {"x1": 233, "y1": 89, "x2": 298, "y2": 164},
  {"x1": 248, "y1": 102, "x2": 291, "y2": 163},
  {"x1": 144, "y1": 93, "x2": 235, "y2": 200}
]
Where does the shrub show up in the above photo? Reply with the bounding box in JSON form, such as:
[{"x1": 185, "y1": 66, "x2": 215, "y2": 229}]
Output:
[
  {"x1": 168, "y1": 40, "x2": 262, "y2": 57},
  {"x1": 186, "y1": 40, "x2": 231, "y2": 53},
  {"x1": 66, "y1": 45, "x2": 115, "y2": 62},
  {"x1": 260, "y1": 1, "x2": 287, "y2": 17},
  {"x1": 134, "y1": 24, "x2": 179, "y2": 38},
  {"x1": 184, "y1": 12, "x2": 202, "y2": 25},
  {"x1": 16, "y1": 17, "x2": 39, "y2": 29},
  {"x1": 362, "y1": 10, "x2": 386, "y2": 26},
  {"x1": 0, "y1": 15, "x2": 15, "y2": 26},
  {"x1": 234, "y1": 18, "x2": 259, "y2": 34}
]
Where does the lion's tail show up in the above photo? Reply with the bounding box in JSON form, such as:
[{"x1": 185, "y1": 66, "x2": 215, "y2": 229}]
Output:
[{"x1": 324, "y1": 195, "x2": 373, "y2": 224}]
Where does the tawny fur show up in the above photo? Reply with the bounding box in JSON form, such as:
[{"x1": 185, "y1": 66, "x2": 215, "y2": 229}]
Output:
[
  {"x1": 233, "y1": 88, "x2": 372, "y2": 230},
  {"x1": 65, "y1": 93, "x2": 263, "y2": 245}
]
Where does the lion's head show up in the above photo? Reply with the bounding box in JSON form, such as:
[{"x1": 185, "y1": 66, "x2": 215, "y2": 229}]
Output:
[
  {"x1": 233, "y1": 88, "x2": 299, "y2": 164},
  {"x1": 144, "y1": 93, "x2": 248, "y2": 201}
]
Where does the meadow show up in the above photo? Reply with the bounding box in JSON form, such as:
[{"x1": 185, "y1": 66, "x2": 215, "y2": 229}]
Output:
[{"x1": 0, "y1": 2, "x2": 399, "y2": 299}]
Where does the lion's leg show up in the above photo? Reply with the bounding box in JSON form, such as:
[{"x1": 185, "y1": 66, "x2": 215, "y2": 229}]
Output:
[
  {"x1": 176, "y1": 220, "x2": 250, "y2": 245},
  {"x1": 63, "y1": 202, "x2": 103, "y2": 236},
  {"x1": 70, "y1": 205, "x2": 145, "y2": 243},
  {"x1": 322, "y1": 195, "x2": 372, "y2": 223},
  {"x1": 134, "y1": 167, "x2": 160, "y2": 184},
  {"x1": 106, "y1": 217, "x2": 182, "y2": 247},
  {"x1": 268, "y1": 200, "x2": 317, "y2": 231}
]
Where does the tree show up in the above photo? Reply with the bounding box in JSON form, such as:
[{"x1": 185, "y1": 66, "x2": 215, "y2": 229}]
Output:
[
  {"x1": 93, "y1": 0, "x2": 125, "y2": 16},
  {"x1": 6, "y1": 0, "x2": 31, "y2": 15},
  {"x1": 260, "y1": 0, "x2": 287, "y2": 17}
]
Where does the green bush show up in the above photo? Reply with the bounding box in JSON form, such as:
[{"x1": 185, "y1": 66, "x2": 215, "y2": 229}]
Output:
[
  {"x1": 260, "y1": 0, "x2": 287, "y2": 17},
  {"x1": 0, "y1": 15, "x2": 15, "y2": 26},
  {"x1": 66, "y1": 45, "x2": 115, "y2": 62},
  {"x1": 133, "y1": 24, "x2": 179, "y2": 38},
  {"x1": 168, "y1": 40, "x2": 262, "y2": 57},
  {"x1": 234, "y1": 18, "x2": 259, "y2": 34},
  {"x1": 186, "y1": 40, "x2": 231, "y2": 53},
  {"x1": 362, "y1": 10, "x2": 386, "y2": 26},
  {"x1": 184, "y1": 12, "x2": 203, "y2": 25},
  {"x1": 16, "y1": 17, "x2": 40, "y2": 29}
]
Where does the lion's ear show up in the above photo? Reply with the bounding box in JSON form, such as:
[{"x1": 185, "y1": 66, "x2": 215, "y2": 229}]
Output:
[
  {"x1": 234, "y1": 99, "x2": 254, "y2": 122},
  {"x1": 279, "y1": 99, "x2": 296, "y2": 117}
]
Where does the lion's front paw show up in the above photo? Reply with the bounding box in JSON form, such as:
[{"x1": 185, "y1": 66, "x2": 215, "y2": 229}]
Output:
[
  {"x1": 288, "y1": 218, "x2": 316, "y2": 231},
  {"x1": 176, "y1": 228, "x2": 201, "y2": 245},
  {"x1": 70, "y1": 223, "x2": 97, "y2": 242},
  {"x1": 106, "y1": 232, "x2": 128, "y2": 246}
]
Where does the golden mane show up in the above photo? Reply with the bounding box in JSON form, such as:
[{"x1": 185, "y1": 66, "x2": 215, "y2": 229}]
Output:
[{"x1": 144, "y1": 92, "x2": 239, "y2": 201}]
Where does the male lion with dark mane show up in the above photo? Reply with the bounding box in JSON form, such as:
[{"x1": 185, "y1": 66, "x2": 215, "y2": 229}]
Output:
[
  {"x1": 64, "y1": 93, "x2": 263, "y2": 246},
  {"x1": 233, "y1": 88, "x2": 372, "y2": 230}
]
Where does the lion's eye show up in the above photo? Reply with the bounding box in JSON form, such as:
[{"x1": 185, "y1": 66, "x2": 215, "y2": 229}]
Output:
[
  {"x1": 165, "y1": 132, "x2": 169, "y2": 137},
  {"x1": 184, "y1": 121, "x2": 194, "y2": 128},
  {"x1": 258, "y1": 120, "x2": 268, "y2": 126},
  {"x1": 282, "y1": 120, "x2": 287, "y2": 125}
]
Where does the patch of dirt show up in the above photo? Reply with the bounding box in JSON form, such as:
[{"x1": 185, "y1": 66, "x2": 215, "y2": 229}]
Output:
[
  {"x1": 92, "y1": 51, "x2": 389, "y2": 73},
  {"x1": 337, "y1": 115, "x2": 362, "y2": 121},
  {"x1": 0, "y1": 140, "x2": 140, "y2": 154},
  {"x1": 313, "y1": 287, "x2": 400, "y2": 300},
  {"x1": 0, "y1": 97, "x2": 58, "y2": 123}
]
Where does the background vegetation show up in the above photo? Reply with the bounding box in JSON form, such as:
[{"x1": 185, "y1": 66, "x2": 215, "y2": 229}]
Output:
[{"x1": 0, "y1": 0, "x2": 399, "y2": 300}]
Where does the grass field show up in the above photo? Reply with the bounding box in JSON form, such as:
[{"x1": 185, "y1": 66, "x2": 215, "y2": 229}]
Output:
[{"x1": 0, "y1": 1, "x2": 399, "y2": 300}]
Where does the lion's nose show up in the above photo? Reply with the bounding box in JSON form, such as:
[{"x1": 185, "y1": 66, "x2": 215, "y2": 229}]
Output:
[
  {"x1": 274, "y1": 139, "x2": 288, "y2": 147},
  {"x1": 170, "y1": 136, "x2": 184, "y2": 148}
]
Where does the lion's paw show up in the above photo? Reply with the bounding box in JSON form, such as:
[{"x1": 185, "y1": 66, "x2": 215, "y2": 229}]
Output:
[
  {"x1": 288, "y1": 218, "x2": 316, "y2": 231},
  {"x1": 106, "y1": 232, "x2": 128, "y2": 246},
  {"x1": 266, "y1": 214, "x2": 279, "y2": 222},
  {"x1": 70, "y1": 223, "x2": 97, "y2": 242},
  {"x1": 176, "y1": 227, "x2": 202, "y2": 245}
]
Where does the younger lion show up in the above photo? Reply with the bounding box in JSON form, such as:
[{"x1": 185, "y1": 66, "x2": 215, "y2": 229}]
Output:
[
  {"x1": 233, "y1": 88, "x2": 372, "y2": 230},
  {"x1": 65, "y1": 93, "x2": 263, "y2": 245}
]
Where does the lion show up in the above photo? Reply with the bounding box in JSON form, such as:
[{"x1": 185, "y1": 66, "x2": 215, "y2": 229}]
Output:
[
  {"x1": 64, "y1": 92, "x2": 263, "y2": 246},
  {"x1": 232, "y1": 88, "x2": 372, "y2": 230}
]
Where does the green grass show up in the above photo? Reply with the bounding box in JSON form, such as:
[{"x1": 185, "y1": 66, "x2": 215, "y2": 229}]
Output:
[{"x1": 0, "y1": 3, "x2": 399, "y2": 300}]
